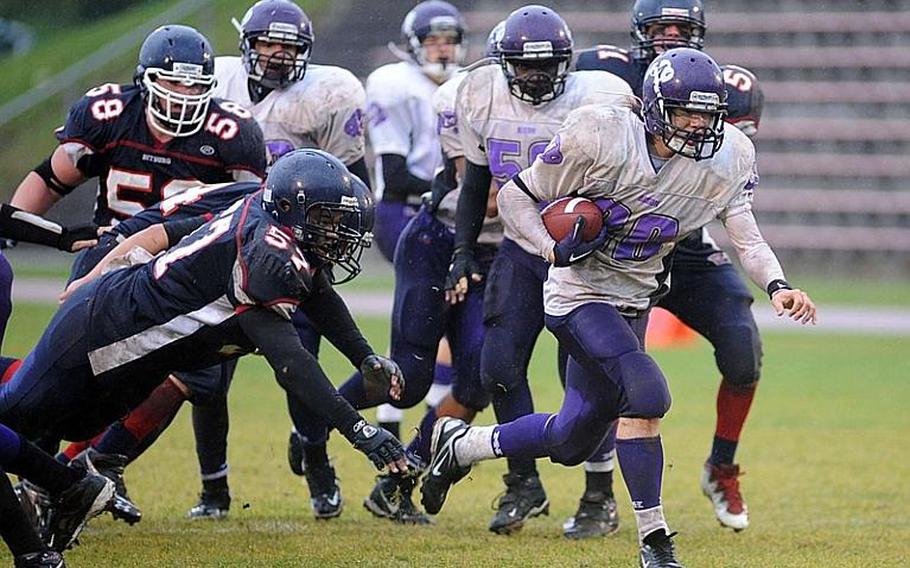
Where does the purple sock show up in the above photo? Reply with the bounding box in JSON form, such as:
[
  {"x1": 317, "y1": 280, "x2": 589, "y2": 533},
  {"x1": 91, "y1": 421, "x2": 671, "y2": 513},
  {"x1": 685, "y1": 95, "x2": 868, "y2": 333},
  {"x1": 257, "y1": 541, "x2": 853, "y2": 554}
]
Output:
[
  {"x1": 432, "y1": 363, "x2": 455, "y2": 386},
  {"x1": 405, "y1": 408, "x2": 437, "y2": 463},
  {"x1": 495, "y1": 413, "x2": 552, "y2": 459},
  {"x1": 616, "y1": 436, "x2": 664, "y2": 510},
  {"x1": 94, "y1": 422, "x2": 140, "y2": 456}
]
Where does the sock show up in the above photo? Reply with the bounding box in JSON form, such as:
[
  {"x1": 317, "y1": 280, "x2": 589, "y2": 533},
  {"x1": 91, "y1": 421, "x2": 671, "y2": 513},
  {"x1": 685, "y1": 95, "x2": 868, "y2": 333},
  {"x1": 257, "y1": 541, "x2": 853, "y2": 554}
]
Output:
[
  {"x1": 453, "y1": 425, "x2": 497, "y2": 466},
  {"x1": 376, "y1": 403, "x2": 403, "y2": 440},
  {"x1": 6, "y1": 434, "x2": 82, "y2": 495},
  {"x1": 711, "y1": 379, "x2": 757, "y2": 465},
  {"x1": 58, "y1": 440, "x2": 93, "y2": 464},
  {"x1": 0, "y1": 474, "x2": 47, "y2": 557},
  {"x1": 202, "y1": 472, "x2": 228, "y2": 494},
  {"x1": 0, "y1": 357, "x2": 21, "y2": 384},
  {"x1": 96, "y1": 378, "x2": 186, "y2": 456},
  {"x1": 616, "y1": 436, "x2": 665, "y2": 542},
  {"x1": 192, "y1": 397, "x2": 230, "y2": 478},
  {"x1": 302, "y1": 441, "x2": 329, "y2": 470},
  {"x1": 637, "y1": 506, "x2": 670, "y2": 544},
  {"x1": 405, "y1": 408, "x2": 438, "y2": 463},
  {"x1": 432, "y1": 362, "x2": 455, "y2": 386},
  {"x1": 583, "y1": 469, "x2": 615, "y2": 499}
]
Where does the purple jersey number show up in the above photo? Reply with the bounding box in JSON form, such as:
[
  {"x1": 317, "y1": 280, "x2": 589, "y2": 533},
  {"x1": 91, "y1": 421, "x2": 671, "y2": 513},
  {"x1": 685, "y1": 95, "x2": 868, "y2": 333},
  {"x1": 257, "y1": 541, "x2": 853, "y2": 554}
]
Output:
[
  {"x1": 487, "y1": 138, "x2": 550, "y2": 187},
  {"x1": 597, "y1": 198, "x2": 679, "y2": 261}
]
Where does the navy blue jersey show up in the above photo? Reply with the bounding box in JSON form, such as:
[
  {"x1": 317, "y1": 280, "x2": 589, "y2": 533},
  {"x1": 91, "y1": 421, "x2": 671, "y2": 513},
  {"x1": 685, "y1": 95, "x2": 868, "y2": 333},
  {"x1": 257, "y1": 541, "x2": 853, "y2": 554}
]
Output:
[
  {"x1": 575, "y1": 45, "x2": 648, "y2": 97},
  {"x1": 85, "y1": 193, "x2": 313, "y2": 379},
  {"x1": 109, "y1": 180, "x2": 261, "y2": 239},
  {"x1": 56, "y1": 83, "x2": 266, "y2": 226}
]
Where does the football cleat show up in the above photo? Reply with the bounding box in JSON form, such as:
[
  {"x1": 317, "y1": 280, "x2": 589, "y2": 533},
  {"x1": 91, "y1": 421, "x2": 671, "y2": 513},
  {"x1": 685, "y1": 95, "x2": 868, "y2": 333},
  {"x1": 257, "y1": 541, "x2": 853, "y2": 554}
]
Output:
[
  {"x1": 14, "y1": 480, "x2": 51, "y2": 535},
  {"x1": 563, "y1": 491, "x2": 620, "y2": 539},
  {"x1": 187, "y1": 488, "x2": 231, "y2": 520},
  {"x1": 304, "y1": 461, "x2": 343, "y2": 520},
  {"x1": 420, "y1": 417, "x2": 472, "y2": 515},
  {"x1": 488, "y1": 472, "x2": 549, "y2": 535},
  {"x1": 363, "y1": 473, "x2": 432, "y2": 525},
  {"x1": 44, "y1": 470, "x2": 115, "y2": 552},
  {"x1": 13, "y1": 550, "x2": 65, "y2": 568},
  {"x1": 639, "y1": 530, "x2": 685, "y2": 568},
  {"x1": 287, "y1": 431, "x2": 306, "y2": 477},
  {"x1": 700, "y1": 463, "x2": 749, "y2": 531},
  {"x1": 73, "y1": 449, "x2": 142, "y2": 525}
]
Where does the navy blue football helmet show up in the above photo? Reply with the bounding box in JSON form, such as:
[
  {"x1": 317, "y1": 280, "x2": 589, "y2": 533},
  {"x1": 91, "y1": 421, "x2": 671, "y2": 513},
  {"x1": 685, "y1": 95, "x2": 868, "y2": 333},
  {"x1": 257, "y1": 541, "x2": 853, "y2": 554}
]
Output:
[
  {"x1": 401, "y1": 1, "x2": 466, "y2": 81},
  {"x1": 263, "y1": 149, "x2": 374, "y2": 284},
  {"x1": 722, "y1": 64, "x2": 764, "y2": 139},
  {"x1": 135, "y1": 25, "x2": 216, "y2": 137},
  {"x1": 631, "y1": 0, "x2": 706, "y2": 62},
  {"x1": 643, "y1": 48, "x2": 727, "y2": 160},
  {"x1": 236, "y1": 0, "x2": 314, "y2": 90},
  {"x1": 499, "y1": 5, "x2": 574, "y2": 106}
]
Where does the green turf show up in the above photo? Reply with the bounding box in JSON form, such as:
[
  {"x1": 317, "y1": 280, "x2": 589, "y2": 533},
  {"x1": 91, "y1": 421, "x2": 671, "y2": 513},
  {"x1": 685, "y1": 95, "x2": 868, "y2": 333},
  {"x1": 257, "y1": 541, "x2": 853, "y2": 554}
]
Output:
[{"x1": 1, "y1": 302, "x2": 908, "y2": 567}]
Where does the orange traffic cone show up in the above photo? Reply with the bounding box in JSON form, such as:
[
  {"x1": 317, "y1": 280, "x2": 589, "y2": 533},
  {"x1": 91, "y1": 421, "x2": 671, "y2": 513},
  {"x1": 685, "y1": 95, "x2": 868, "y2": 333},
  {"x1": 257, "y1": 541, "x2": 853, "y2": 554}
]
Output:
[{"x1": 645, "y1": 308, "x2": 698, "y2": 349}]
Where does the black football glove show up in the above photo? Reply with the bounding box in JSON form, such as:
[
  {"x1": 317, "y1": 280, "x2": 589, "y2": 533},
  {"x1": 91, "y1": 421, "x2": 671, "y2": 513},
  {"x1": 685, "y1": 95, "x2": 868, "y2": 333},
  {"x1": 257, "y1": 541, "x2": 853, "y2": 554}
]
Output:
[
  {"x1": 58, "y1": 224, "x2": 99, "y2": 252},
  {"x1": 350, "y1": 420, "x2": 405, "y2": 470},
  {"x1": 444, "y1": 246, "x2": 483, "y2": 292},
  {"x1": 360, "y1": 354, "x2": 404, "y2": 400},
  {"x1": 552, "y1": 217, "x2": 609, "y2": 267}
]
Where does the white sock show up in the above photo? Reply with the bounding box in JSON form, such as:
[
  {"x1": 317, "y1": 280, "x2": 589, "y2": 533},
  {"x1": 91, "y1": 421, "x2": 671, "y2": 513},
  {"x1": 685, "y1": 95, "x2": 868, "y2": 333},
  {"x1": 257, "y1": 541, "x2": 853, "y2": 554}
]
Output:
[
  {"x1": 453, "y1": 425, "x2": 497, "y2": 465},
  {"x1": 635, "y1": 505, "x2": 669, "y2": 544},
  {"x1": 584, "y1": 449, "x2": 616, "y2": 473}
]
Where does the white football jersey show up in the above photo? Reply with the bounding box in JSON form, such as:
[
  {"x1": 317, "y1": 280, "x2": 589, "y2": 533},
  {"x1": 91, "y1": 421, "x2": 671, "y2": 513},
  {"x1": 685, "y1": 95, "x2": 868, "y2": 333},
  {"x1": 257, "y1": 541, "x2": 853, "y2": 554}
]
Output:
[
  {"x1": 432, "y1": 72, "x2": 502, "y2": 245},
  {"x1": 213, "y1": 57, "x2": 366, "y2": 166},
  {"x1": 366, "y1": 62, "x2": 446, "y2": 197},
  {"x1": 501, "y1": 103, "x2": 757, "y2": 316},
  {"x1": 456, "y1": 65, "x2": 634, "y2": 254}
]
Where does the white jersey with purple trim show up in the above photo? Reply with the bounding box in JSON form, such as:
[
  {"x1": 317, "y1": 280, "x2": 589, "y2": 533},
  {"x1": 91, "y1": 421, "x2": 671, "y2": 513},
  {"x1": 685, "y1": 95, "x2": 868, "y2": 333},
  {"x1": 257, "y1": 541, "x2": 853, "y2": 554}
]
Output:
[
  {"x1": 456, "y1": 65, "x2": 634, "y2": 254},
  {"x1": 432, "y1": 72, "x2": 503, "y2": 245},
  {"x1": 366, "y1": 61, "x2": 448, "y2": 197},
  {"x1": 214, "y1": 57, "x2": 366, "y2": 166},
  {"x1": 502, "y1": 103, "x2": 757, "y2": 316}
]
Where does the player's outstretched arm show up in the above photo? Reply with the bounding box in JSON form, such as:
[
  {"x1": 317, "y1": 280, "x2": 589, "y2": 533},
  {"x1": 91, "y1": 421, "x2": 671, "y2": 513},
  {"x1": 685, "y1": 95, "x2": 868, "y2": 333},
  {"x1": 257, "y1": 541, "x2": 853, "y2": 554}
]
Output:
[
  {"x1": 0, "y1": 203, "x2": 97, "y2": 252},
  {"x1": 237, "y1": 307, "x2": 408, "y2": 473},
  {"x1": 722, "y1": 208, "x2": 817, "y2": 325}
]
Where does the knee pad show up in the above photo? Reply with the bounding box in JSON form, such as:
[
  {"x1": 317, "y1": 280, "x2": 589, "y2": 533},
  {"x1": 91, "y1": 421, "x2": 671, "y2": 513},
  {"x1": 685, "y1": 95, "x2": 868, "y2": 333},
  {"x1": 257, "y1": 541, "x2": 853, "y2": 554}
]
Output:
[
  {"x1": 713, "y1": 323, "x2": 763, "y2": 385},
  {"x1": 612, "y1": 351, "x2": 671, "y2": 419}
]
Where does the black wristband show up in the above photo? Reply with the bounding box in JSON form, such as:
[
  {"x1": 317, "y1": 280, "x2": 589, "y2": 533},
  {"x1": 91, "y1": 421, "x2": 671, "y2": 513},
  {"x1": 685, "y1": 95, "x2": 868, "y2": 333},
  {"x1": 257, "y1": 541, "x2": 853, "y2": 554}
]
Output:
[{"x1": 766, "y1": 279, "x2": 792, "y2": 299}]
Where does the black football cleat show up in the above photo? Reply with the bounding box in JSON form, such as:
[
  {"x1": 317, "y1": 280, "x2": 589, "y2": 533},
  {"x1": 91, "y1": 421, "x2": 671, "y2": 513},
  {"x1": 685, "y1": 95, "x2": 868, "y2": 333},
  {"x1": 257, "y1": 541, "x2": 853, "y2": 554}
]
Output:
[
  {"x1": 14, "y1": 480, "x2": 51, "y2": 535},
  {"x1": 364, "y1": 473, "x2": 432, "y2": 525},
  {"x1": 304, "y1": 461, "x2": 343, "y2": 520},
  {"x1": 563, "y1": 491, "x2": 620, "y2": 539},
  {"x1": 73, "y1": 449, "x2": 142, "y2": 525},
  {"x1": 287, "y1": 431, "x2": 306, "y2": 477},
  {"x1": 488, "y1": 472, "x2": 549, "y2": 535},
  {"x1": 13, "y1": 550, "x2": 65, "y2": 568},
  {"x1": 44, "y1": 471, "x2": 115, "y2": 552},
  {"x1": 187, "y1": 488, "x2": 231, "y2": 520},
  {"x1": 639, "y1": 530, "x2": 685, "y2": 568},
  {"x1": 420, "y1": 418, "x2": 472, "y2": 516}
]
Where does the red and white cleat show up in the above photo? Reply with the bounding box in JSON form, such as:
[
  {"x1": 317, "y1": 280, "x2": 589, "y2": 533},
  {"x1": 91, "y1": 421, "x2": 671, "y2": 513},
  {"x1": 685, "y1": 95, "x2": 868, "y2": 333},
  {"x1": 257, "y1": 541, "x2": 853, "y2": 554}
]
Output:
[{"x1": 700, "y1": 463, "x2": 749, "y2": 531}]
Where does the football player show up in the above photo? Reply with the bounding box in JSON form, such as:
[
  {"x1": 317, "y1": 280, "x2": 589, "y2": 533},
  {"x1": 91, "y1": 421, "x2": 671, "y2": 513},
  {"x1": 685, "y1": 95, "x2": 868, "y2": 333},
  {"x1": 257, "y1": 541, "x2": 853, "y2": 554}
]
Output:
[
  {"x1": 1, "y1": 150, "x2": 408, "y2": 547},
  {"x1": 188, "y1": 0, "x2": 371, "y2": 521},
  {"x1": 572, "y1": 0, "x2": 767, "y2": 535},
  {"x1": 8, "y1": 23, "x2": 266, "y2": 526},
  {"x1": 441, "y1": 5, "x2": 632, "y2": 535},
  {"x1": 364, "y1": 0, "x2": 466, "y2": 488},
  {"x1": 423, "y1": 49, "x2": 815, "y2": 568}
]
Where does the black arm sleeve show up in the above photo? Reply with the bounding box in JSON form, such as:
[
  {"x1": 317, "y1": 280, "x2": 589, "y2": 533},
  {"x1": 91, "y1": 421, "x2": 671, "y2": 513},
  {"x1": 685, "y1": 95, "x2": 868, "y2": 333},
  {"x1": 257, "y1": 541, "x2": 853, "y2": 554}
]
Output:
[
  {"x1": 163, "y1": 217, "x2": 207, "y2": 247},
  {"x1": 453, "y1": 160, "x2": 493, "y2": 251},
  {"x1": 0, "y1": 204, "x2": 65, "y2": 248},
  {"x1": 429, "y1": 155, "x2": 459, "y2": 210},
  {"x1": 298, "y1": 270, "x2": 374, "y2": 367},
  {"x1": 238, "y1": 308, "x2": 363, "y2": 440},
  {"x1": 379, "y1": 154, "x2": 431, "y2": 202},
  {"x1": 346, "y1": 157, "x2": 372, "y2": 191}
]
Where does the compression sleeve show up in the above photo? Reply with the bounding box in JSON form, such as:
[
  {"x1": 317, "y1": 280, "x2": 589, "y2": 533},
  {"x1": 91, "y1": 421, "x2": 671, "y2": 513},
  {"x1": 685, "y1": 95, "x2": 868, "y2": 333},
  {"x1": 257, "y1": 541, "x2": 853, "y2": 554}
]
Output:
[
  {"x1": 163, "y1": 217, "x2": 207, "y2": 247},
  {"x1": 379, "y1": 154, "x2": 431, "y2": 202},
  {"x1": 453, "y1": 160, "x2": 493, "y2": 251},
  {"x1": 346, "y1": 157, "x2": 372, "y2": 191},
  {"x1": 298, "y1": 271, "x2": 374, "y2": 367}
]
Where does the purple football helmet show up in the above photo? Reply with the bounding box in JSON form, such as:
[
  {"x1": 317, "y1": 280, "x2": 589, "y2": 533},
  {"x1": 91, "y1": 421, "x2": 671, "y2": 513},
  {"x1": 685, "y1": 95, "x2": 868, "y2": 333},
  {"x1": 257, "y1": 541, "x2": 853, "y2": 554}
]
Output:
[
  {"x1": 631, "y1": 0, "x2": 706, "y2": 62},
  {"x1": 485, "y1": 20, "x2": 506, "y2": 59},
  {"x1": 237, "y1": 0, "x2": 314, "y2": 89},
  {"x1": 401, "y1": 1, "x2": 466, "y2": 81},
  {"x1": 721, "y1": 64, "x2": 764, "y2": 139},
  {"x1": 498, "y1": 5, "x2": 574, "y2": 106},
  {"x1": 642, "y1": 48, "x2": 727, "y2": 161}
]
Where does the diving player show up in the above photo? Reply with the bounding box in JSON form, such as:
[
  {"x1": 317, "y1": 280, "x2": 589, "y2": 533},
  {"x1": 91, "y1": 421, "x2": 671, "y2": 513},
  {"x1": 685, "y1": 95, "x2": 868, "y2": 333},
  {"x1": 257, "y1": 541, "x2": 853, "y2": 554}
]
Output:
[
  {"x1": 441, "y1": 5, "x2": 632, "y2": 535},
  {"x1": 573, "y1": 0, "x2": 767, "y2": 534},
  {"x1": 422, "y1": 49, "x2": 815, "y2": 568}
]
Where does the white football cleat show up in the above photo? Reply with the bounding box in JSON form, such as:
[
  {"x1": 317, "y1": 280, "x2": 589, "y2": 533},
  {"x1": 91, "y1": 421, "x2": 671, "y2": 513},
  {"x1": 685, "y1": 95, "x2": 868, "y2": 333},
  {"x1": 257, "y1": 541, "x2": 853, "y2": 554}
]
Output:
[{"x1": 700, "y1": 463, "x2": 749, "y2": 531}]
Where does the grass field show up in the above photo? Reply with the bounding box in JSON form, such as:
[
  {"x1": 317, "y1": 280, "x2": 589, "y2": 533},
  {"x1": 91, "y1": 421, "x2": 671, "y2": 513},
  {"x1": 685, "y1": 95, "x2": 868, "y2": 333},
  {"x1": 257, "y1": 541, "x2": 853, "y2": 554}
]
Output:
[{"x1": 1, "y1": 301, "x2": 908, "y2": 567}]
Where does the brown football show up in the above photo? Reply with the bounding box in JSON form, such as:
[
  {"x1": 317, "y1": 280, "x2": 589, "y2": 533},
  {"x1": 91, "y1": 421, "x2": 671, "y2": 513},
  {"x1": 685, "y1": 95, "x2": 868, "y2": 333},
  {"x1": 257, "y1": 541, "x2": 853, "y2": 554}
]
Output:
[{"x1": 541, "y1": 197, "x2": 604, "y2": 241}]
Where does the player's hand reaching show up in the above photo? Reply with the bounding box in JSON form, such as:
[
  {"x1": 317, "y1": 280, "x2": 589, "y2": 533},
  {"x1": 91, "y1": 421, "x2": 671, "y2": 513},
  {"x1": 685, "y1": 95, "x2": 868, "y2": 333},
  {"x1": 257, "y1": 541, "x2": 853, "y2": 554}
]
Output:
[
  {"x1": 58, "y1": 224, "x2": 100, "y2": 253},
  {"x1": 351, "y1": 420, "x2": 409, "y2": 473},
  {"x1": 360, "y1": 354, "x2": 405, "y2": 401},
  {"x1": 771, "y1": 288, "x2": 817, "y2": 325},
  {"x1": 551, "y1": 217, "x2": 609, "y2": 267},
  {"x1": 444, "y1": 246, "x2": 483, "y2": 305}
]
